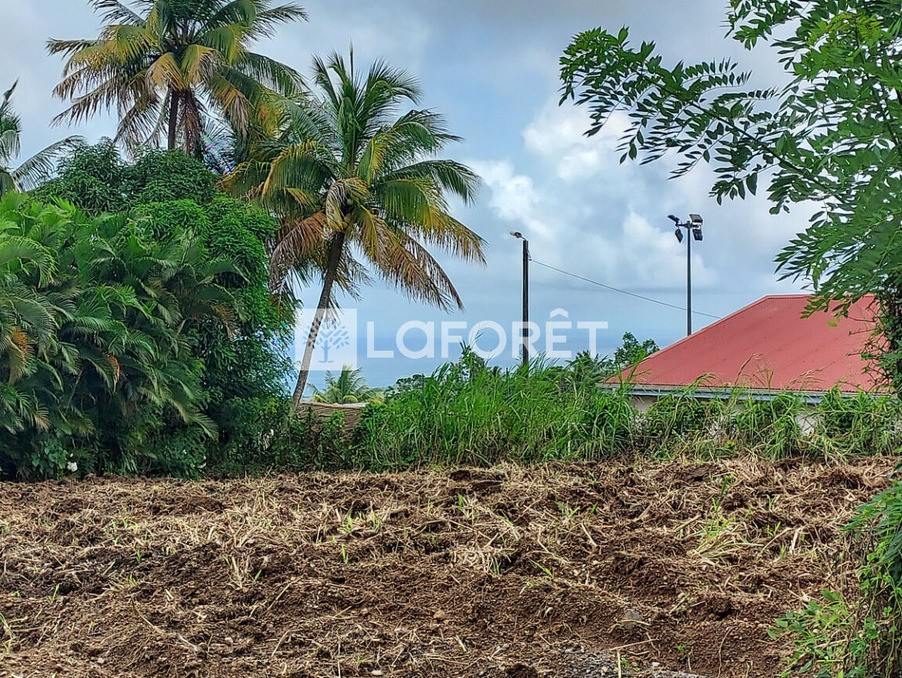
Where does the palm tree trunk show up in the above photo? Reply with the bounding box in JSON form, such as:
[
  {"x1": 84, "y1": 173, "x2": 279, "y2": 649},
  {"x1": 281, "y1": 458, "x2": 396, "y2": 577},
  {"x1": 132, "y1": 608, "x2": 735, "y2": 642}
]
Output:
[
  {"x1": 293, "y1": 231, "x2": 347, "y2": 410},
  {"x1": 167, "y1": 91, "x2": 180, "y2": 151}
]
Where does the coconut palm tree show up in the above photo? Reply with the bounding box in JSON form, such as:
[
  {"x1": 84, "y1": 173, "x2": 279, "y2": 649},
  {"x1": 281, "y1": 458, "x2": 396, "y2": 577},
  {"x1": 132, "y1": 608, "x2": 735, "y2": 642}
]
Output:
[
  {"x1": 0, "y1": 82, "x2": 81, "y2": 196},
  {"x1": 48, "y1": 0, "x2": 307, "y2": 154},
  {"x1": 227, "y1": 52, "x2": 485, "y2": 408},
  {"x1": 311, "y1": 367, "x2": 380, "y2": 404}
]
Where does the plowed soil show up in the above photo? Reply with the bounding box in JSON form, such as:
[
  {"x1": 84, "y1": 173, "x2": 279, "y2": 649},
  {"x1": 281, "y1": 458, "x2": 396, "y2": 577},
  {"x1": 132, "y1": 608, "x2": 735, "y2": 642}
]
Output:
[{"x1": 0, "y1": 457, "x2": 892, "y2": 677}]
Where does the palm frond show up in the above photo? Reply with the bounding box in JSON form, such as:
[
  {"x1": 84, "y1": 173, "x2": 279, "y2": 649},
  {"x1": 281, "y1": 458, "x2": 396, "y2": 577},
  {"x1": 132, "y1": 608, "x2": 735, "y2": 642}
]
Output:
[
  {"x1": 49, "y1": 0, "x2": 305, "y2": 154},
  {"x1": 246, "y1": 3, "x2": 308, "y2": 39},
  {"x1": 13, "y1": 137, "x2": 84, "y2": 191},
  {"x1": 89, "y1": 0, "x2": 146, "y2": 25}
]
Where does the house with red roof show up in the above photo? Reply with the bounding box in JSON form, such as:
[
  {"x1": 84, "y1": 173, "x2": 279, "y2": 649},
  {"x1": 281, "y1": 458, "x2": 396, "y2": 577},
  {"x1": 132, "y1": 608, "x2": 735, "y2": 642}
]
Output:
[{"x1": 624, "y1": 294, "x2": 884, "y2": 409}]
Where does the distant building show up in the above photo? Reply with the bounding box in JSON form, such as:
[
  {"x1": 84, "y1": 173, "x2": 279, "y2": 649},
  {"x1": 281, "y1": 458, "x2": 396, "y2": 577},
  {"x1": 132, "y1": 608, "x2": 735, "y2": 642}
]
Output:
[{"x1": 623, "y1": 294, "x2": 884, "y2": 410}]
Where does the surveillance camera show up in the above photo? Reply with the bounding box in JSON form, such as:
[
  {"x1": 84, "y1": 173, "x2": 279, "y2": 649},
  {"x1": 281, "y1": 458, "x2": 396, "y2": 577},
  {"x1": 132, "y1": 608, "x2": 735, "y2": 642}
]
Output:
[{"x1": 668, "y1": 214, "x2": 680, "y2": 224}]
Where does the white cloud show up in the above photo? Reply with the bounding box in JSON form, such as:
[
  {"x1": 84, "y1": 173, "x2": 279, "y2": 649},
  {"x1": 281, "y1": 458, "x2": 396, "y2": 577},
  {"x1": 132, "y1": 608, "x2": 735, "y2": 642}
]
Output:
[
  {"x1": 468, "y1": 160, "x2": 555, "y2": 240},
  {"x1": 470, "y1": 158, "x2": 716, "y2": 290},
  {"x1": 523, "y1": 101, "x2": 631, "y2": 181},
  {"x1": 615, "y1": 212, "x2": 716, "y2": 288}
]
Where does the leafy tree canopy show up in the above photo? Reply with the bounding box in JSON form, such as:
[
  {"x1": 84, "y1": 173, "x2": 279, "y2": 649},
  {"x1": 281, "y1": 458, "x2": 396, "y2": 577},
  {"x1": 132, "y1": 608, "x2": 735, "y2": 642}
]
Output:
[
  {"x1": 227, "y1": 52, "x2": 485, "y2": 406},
  {"x1": 0, "y1": 194, "x2": 232, "y2": 478},
  {"x1": 564, "y1": 332, "x2": 659, "y2": 388},
  {"x1": 0, "y1": 81, "x2": 80, "y2": 196},
  {"x1": 17, "y1": 144, "x2": 296, "y2": 477},
  {"x1": 36, "y1": 140, "x2": 216, "y2": 212},
  {"x1": 311, "y1": 367, "x2": 381, "y2": 404},
  {"x1": 560, "y1": 0, "x2": 902, "y2": 385}
]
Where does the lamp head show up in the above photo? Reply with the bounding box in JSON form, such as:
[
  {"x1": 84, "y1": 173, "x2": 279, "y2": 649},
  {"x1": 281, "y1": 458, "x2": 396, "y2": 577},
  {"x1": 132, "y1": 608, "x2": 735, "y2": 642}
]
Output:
[
  {"x1": 689, "y1": 213, "x2": 703, "y2": 226},
  {"x1": 510, "y1": 231, "x2": 524, "y2": 240},
  {"x1": 674, "y1": 228, "x2": 684, "y2": 243},
  {"x1": 668, "y1": 214, "x2": 680, "y2": 224},
  {"x1": 692, "y1": 227, "x2": 703, "y2": 241}
]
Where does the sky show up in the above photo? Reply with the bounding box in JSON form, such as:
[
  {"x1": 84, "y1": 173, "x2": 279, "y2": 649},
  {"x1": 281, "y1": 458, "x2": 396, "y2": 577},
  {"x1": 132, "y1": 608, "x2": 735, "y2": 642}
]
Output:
[{"x1": 2, "y1": 0, "x2": 812, "y2": 387}]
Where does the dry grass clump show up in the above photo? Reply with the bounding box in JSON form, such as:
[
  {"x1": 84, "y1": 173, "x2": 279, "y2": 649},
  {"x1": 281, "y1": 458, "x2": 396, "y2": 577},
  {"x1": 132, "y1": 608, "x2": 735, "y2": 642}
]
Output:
[{"x1": 0, "y1": 456, "x2": 892, "y2": 677}]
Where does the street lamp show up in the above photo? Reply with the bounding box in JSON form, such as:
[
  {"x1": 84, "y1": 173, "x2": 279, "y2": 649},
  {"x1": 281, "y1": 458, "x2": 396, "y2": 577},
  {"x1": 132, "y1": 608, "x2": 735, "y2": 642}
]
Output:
[
  {"x1": 668, "y1": 214, "x2": 704, "y2": 336},
  {"x1": 510, "y1": 231, "x2": 529, "y2": 367}
]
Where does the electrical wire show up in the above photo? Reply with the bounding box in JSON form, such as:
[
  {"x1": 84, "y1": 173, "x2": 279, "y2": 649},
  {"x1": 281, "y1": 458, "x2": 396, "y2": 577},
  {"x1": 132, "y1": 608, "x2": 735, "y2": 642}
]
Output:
[{"x1": 529, "y1": 258, "x2": 721, "y2": 320}]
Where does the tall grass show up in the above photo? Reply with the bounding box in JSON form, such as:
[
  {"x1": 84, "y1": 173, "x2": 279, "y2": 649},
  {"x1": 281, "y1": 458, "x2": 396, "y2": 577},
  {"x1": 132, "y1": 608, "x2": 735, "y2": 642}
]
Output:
[
  {"x1": 208, "y1": 354, "x2": 902, "y2": 476},
  {"x1": 343, "y1": 353, "x2": 902, "y2": 471},
  {"x1": 353, "y1": 351, "x2": 635, "y2": 470}
]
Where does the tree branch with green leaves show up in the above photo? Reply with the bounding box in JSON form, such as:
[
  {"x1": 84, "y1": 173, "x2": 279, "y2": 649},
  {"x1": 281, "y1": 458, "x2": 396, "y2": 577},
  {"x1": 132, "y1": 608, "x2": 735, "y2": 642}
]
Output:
[{"x1": 561, "y1": 0, "x2": 902, "y2": 389}]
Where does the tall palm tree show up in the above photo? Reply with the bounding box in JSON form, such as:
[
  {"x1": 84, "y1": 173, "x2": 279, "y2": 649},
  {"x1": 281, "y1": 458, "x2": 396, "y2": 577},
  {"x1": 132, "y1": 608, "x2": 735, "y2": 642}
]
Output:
[
  {"x1": 48, "y1": 0, "x2": 307, "y2": 154},
  {"x1": 0, "y1": 82, "x2": 81, "y2": 196},
  {"x1": 228, "y1": 53, "x2": 485, "y2": 408}
]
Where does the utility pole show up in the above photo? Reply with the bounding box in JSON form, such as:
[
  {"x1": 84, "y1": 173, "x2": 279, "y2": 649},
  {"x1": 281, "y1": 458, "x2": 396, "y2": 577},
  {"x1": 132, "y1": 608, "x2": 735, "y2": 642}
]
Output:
[
  {"x1": 511, "y1": 231, "x2": 529, "y2": 367},
  {"x1": 668, "y1": 214, "x2": 704, "y2": 336},
  {"x1": 686, "y1": 227, "x2": 692, "y2": 336}
]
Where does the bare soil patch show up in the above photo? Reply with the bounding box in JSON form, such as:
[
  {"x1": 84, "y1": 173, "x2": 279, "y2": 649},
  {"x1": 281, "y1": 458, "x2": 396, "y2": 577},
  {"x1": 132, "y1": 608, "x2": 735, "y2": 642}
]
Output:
[{"x1": 0, "y1": 457, "x2": 892, "y2": 677}]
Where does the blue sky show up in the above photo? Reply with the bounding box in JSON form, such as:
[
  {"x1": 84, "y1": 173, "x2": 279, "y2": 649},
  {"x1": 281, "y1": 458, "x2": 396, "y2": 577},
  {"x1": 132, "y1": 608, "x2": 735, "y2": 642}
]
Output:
[{"x1": 3, "y1": 1, "x2": 810, "y2": 387}]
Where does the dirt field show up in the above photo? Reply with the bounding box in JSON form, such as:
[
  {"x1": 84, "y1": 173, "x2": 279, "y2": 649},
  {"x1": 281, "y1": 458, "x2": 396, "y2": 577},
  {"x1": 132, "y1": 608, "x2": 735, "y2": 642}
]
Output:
[{"x1": 0, "y1": 457, "x2": 892, "y2": 677}]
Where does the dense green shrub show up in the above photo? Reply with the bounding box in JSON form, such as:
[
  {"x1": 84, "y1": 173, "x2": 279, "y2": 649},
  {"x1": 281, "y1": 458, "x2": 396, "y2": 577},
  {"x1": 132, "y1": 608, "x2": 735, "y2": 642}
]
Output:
[
  {"x1": 345, "y1": 371, "x2": 902, "y2": 472},
  {"x1": 643, "y1": 394, "x2": 719, "y2": 438},
  {"x1": 0, "y1": 194, "x2": 231, "y2": 478},
  {"x1": 816, "y1": 389, "x2": 902, "y2": 457},
  {"x1": 730, "y1": 393, "x2": 805, "y2": 458},
  {"x1": 34, "y1": 142, "x2": 217, "y2": 213},
  {"x1": 30, "y1": 144, "x2": 296, "y2": 476}
]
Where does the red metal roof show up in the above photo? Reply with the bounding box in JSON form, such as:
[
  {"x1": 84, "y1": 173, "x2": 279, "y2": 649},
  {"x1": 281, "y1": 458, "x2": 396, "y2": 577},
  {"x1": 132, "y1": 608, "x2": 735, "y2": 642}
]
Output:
[{"x1": 628, "y1": 295, "x2": 883, "y2": 393}]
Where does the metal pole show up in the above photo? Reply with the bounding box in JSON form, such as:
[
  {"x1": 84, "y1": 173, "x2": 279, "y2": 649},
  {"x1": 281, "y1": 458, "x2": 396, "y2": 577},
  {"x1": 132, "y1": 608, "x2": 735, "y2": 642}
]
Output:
[
  {"x1": 686, "y1": 227, "x2": 692, "y2": 336},
  {"x1": 522, "y1": 238, "x2": 529, "y2": 367}
]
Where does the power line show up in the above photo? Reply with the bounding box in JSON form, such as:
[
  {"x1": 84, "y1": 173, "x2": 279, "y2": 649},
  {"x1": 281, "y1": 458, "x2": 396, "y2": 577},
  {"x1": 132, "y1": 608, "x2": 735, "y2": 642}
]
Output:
[{"x1": 530, "y1": 258, "x2": 721, "y2": 320}]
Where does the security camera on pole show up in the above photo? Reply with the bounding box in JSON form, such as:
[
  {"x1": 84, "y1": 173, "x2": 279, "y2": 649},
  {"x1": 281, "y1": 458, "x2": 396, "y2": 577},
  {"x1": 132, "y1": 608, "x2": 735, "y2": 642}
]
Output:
[{"x1": 668, "y1": 214, "x2": 703, "y2": 336}]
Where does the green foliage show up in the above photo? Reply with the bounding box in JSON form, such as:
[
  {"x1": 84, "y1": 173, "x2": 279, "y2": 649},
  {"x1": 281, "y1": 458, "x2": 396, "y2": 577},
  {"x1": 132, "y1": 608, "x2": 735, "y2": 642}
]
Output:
[
  {"x1": 560, "y1": 2, "x2": 902, "y2": 389},
  {"x1": 33, "y1": 142, "x2": 125, "y2": 213},
  {"x1": 559, "y1": 332, "x2": 659, "y2": 389},
  {"x1": 772, "y1": 590, "x2": 875, "y2": 678},
  {"x1": 0, "y1": 81, "x2": 80, "y2": 196},
  {"x1": 34, "y1": 143, "x2": 295, "y2": 473},
  {"x1": 205, "y1": 398, "x2": 358, "y2": 476},
  {"x1": 775, "y1": 480, "x2": 902, "y2": 677},
  {"x1": 642, "y1": 390, "x2": 726, "y2": 445},
  {"x1": 127, "y1": 150, "x2": 218, "y2": 204},
  {"x1": 311, "y1": 367, "x2": 381, "y2": 404},
  {"x1": 206, "y1": 397, "x2": 309, "y2": 475},
  {"x1": 36, "y1": 142, "x2": 216, "y2": 213},
  {"x1": 227, "y1": 51, "x2": 485, "y2": 403},
  {"x1": 731, "y1": 392, "x2": 805, "y2": 458},
  {"x1": 614, "y1": 332, "x2": 659, "y2": 369},
  {"x1": 349, "y1": 363, "x2": 902, "y2": 471},
  {"x1": 816, "y1": 389, "x2": 902, "y2": 457},
  {"x1": 4, "y1": 143, "x2": 295, "y2": 478},
  {"x1": 0, "y1": 194, "x2": 236, "y2": 478},
  {"x1": 354, "y1": 351, "x2": 638, "y2": 470},
  {"x1": 48, "y1": 0, "x2": 306, "y2": 154}
]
